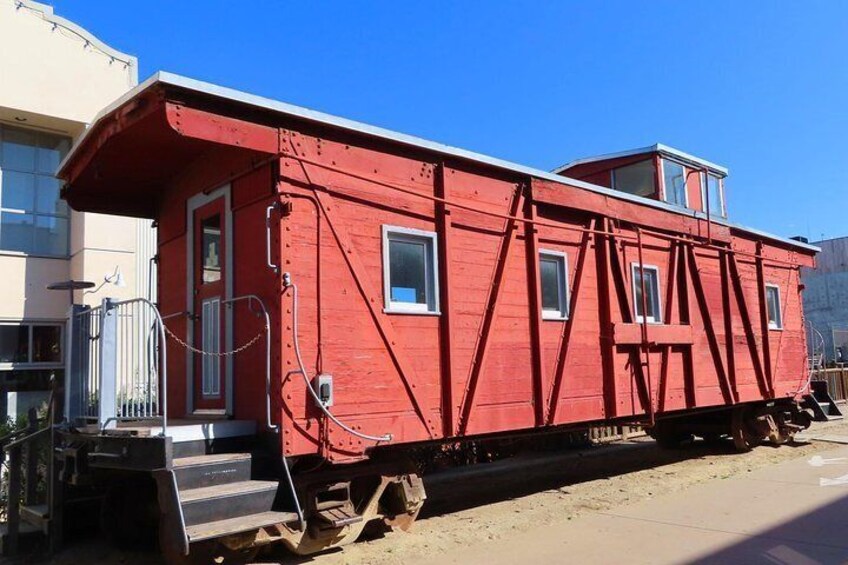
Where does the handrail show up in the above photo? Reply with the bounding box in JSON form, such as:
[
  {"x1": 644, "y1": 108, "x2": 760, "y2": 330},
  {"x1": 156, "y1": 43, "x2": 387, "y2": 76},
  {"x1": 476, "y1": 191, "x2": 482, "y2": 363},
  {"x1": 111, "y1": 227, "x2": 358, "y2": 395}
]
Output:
[
  {"x1": 221, "y1": 294, "x2": 274, "y2": 432},
  {"x1": 109, "y1": 297, "x2": 169, "y2": 437},
  {"x1": 3, "y1": 426, "x2": 50, "y2": 452},
  {"x1": 266, "y1": 203, "x2": 279, "y2": 273},
  {"x1": 0, "y1": 427, "x2": 29, "y2": 447}
]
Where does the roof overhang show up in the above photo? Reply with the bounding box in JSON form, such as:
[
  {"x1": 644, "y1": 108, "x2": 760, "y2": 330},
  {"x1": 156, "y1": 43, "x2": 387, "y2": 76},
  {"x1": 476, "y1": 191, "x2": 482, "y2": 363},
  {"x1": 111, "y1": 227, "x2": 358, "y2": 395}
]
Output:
[
  {"x1": 58, "y1": 81, "x2": 280, "y2": 218},
  {"x1": 58, "y1": 72, "x2": 816, "y2": 253}
]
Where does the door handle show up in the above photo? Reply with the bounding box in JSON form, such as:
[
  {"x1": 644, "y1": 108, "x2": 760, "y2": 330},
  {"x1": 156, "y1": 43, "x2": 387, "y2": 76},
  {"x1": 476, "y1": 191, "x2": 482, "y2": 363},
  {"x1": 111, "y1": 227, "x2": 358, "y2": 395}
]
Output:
[{"x1": 266, "y1": 203, "x2": 279, "y2": 273}]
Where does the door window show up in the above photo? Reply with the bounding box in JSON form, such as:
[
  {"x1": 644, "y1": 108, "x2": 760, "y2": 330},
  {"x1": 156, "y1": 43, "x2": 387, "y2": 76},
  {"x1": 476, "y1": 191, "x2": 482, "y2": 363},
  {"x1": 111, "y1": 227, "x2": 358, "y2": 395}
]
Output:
[{"x1": 201, "y1": 215, "x2": 222, "y2": 284}]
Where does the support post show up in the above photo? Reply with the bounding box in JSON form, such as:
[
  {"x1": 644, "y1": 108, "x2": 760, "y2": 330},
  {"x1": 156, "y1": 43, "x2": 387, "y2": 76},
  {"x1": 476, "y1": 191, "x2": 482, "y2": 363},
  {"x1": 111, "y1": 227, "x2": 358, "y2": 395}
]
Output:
[
  {"x1": 24, "y1": 408, "x2": 38, "y2": 506},
  {"x1": 98, "y1": 298, "x2": 118, "y2": 430},
  {"x1": 435, "y1": 163, "x2": 455, "y2": 436},
  {"x1": 596, "y1": 217, "x2": 618, "y2": 418},
  {"x1": 524, "y1": 183, "x2": 546, "y2": 426},
  {"x1": 755, "y1": 242, "x2": 775, "y2": 396},
  {"x1": 64, "y1": 304, "x2": 87, "y2": 425},
  {"x1": 7, "y1": 444, "x2": 22, "y2": 555}
]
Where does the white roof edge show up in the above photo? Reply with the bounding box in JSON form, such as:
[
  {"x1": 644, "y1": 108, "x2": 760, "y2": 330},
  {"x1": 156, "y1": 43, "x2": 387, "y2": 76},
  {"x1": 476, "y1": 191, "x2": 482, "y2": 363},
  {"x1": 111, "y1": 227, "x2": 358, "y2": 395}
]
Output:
[
  {"x1": 16, "y1": 0, "x2": 139, "y2": 84},
  {"x1": 59, "y1": 71, "x2": 816, "y2": 254},
  {"x1": 552, "y1": 143, "x2": 729, "y2": 176}
]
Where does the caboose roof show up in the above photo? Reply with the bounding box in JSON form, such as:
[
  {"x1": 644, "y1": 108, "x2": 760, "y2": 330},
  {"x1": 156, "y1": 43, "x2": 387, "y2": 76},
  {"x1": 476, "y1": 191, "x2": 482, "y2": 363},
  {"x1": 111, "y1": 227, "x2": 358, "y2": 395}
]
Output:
[
  {"x1": 58, "y1": 71, "x2": 818, "y2": 253},
  {"x1": 552, "y1": 143, "x2": 729, "y2": 177}
]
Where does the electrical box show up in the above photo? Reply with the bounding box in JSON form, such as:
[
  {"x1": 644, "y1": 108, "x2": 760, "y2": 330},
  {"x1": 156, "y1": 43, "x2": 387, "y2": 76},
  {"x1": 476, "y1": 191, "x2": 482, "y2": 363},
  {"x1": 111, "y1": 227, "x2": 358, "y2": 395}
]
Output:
[{"x1": 313, "y1": 374, "x2": 333, "y2": 407}]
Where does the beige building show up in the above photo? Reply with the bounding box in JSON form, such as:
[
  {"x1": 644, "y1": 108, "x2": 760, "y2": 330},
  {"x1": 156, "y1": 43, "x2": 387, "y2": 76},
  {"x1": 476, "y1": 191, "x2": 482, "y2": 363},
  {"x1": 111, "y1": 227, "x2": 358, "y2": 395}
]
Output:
[{"x1": 0, "y1": 0, "x2": 154, "y2": 418}]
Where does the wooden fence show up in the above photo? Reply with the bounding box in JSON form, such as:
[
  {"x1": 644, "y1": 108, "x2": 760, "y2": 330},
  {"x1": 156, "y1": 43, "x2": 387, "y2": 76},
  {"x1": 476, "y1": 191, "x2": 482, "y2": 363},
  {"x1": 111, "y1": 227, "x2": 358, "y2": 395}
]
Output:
[{"x1": 812, "y1": 368, "x2": 848, "y2": 402}]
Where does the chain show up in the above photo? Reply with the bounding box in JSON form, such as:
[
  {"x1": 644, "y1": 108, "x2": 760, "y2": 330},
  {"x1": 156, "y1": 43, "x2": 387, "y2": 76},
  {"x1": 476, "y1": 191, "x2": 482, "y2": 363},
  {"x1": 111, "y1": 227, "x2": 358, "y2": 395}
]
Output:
[{"x1": 163, "y1": 324, "x2": 268, "y2": 357}]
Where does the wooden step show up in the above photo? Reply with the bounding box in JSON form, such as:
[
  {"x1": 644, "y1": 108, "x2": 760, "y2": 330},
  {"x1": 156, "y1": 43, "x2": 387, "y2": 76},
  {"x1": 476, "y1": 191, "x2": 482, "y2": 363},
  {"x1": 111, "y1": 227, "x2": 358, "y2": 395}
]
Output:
[
  {"x1": 185, "y1": 510, "x2": 299, "y2": 543},
  {"x1": 180, "y1": 480, "x2": 278, "y2": 527},
  {"x1": 173, "y1": 453, "x2": 252, "y2": 490},
  {"x1": 19, "y1": 505, "x2": 48, "y2": 532}
]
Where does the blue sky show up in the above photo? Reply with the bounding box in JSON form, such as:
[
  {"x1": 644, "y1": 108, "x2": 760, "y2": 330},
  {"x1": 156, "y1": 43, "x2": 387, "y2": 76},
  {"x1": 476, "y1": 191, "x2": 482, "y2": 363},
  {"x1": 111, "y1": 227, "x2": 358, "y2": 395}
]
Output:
[{"x1": 53, "y1": 1, "x2": 848, "y2": 242}]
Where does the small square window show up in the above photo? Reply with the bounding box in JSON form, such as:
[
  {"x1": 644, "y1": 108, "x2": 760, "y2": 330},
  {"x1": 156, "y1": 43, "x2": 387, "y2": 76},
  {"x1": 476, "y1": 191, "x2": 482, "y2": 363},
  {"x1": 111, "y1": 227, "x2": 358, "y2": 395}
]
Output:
[
  {"x1": 662, "y1": 159, "x2": 687, "y2": 207},
  {"x1": 701, "y1": 173, "x2": 726, "y2": 218},
  {"x1": 383, "y1": 226, "x2": 439, "y2": 314},
  {"x1": 0, "y1": 325, "x2": 29, "y2": 363},
  {"x1": 611, "y1": 160, "x2": 656, "y2": 197},
  {"x1": 632, "y1": 263, "x2": 662, "y2": 324},
  {"x1": 32, "y1": 325, "x2": 62, "y2": 363},
  {"x1": 540, "y1": 250, "x2": 569, "y2": 320},
  {"x1": 0, "y1": 323, "x2": 62, "y2": 365},
  {"x1": 766, "y1": 284, "x2": 782, "y2": 330}
]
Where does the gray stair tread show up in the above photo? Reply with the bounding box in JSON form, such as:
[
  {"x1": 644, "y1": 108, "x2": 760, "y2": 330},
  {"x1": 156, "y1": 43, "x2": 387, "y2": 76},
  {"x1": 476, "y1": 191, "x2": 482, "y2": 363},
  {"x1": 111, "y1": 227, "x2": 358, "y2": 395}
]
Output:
[
  {"x1": 186, "y1": 510, "x2": 298, "y2": 542},
  {"x1": 20, "y1": 504, "x2": 48, "y2": 524},
  {"x1": 173, "y1": 453, "x2": 251, "y2": 468},
  {"x1": 180, "y1": 480, "x2": 278, "y2": 503}
]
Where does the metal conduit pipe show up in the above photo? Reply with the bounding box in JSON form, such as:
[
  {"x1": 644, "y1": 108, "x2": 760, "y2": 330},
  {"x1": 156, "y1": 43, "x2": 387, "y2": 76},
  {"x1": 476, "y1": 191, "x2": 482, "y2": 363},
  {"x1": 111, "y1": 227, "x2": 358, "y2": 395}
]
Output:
[{"x1": 284, "y1": 275, "x2": 392, "y2": 443}]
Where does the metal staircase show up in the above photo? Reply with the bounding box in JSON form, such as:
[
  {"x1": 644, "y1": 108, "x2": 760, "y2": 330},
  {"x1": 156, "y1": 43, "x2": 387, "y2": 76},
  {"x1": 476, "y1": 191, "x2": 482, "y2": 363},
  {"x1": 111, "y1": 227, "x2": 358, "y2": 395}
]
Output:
[
  {"x1": 803, "y1": 323, "x2": 844, "y2": 421},
  {"x1": 172, "y1": 452, "x2": 296, "y2": 546}
]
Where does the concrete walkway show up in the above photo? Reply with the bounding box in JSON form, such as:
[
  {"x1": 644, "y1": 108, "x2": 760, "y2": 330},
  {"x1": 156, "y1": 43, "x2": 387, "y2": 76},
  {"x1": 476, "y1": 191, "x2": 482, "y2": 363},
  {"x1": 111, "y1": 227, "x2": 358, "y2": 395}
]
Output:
[{"x1": 420, "y1": 440, "x2": 848, "y2": 565}]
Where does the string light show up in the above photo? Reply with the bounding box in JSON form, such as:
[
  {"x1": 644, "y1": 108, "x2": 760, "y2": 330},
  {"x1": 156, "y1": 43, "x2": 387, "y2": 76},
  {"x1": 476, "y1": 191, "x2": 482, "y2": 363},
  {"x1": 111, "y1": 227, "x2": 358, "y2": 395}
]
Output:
[{"x1": 13, "y1": 1, "x2": 136, "y2": 73}]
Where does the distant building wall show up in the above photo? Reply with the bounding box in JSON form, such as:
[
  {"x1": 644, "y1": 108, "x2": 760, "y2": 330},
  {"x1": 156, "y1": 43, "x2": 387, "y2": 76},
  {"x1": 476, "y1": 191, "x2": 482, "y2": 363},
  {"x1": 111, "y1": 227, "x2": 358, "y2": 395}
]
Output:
[
  {"x1": 0, "y1": 0, "x2": 155, "y2": 420},
  {"x1": 801, "y1": 237, "x2": 848, "y2": 362}
]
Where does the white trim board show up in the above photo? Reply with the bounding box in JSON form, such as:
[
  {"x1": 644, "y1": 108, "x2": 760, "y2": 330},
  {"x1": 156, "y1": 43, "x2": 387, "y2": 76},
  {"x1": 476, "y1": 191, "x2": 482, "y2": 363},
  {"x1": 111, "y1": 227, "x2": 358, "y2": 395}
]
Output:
[
  {"x1": 185, "y1": 184, "x2": 234, "y2": 416},
  {"x1": 147, "y1": 419, "x2": 256, "y2": 443}
]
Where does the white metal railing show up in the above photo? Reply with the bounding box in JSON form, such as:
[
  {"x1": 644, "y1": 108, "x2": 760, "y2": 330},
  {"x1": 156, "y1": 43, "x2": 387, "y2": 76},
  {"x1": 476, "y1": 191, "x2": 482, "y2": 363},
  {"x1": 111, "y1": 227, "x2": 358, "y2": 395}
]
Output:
[
  {"x1": 67, "y1": 298, "x2": 168, "y2": 436},
  {"x1": 67, "y1": 294, "x2": 275, "y2": 438}
]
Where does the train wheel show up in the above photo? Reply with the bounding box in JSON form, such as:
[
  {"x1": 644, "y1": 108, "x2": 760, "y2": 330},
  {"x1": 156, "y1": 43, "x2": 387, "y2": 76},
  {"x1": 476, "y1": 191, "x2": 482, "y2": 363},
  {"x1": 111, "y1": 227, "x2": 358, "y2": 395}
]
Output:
[{"x1": 731, "y1": 408, "x2": 759, "y2": 452}]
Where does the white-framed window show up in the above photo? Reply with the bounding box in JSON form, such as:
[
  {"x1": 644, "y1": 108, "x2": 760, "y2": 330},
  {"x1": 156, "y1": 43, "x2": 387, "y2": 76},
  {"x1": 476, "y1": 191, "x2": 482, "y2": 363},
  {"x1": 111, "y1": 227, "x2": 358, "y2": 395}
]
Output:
[
  {"x1": 631, "y1": 263, "x2": 662, "y2": 324},
  {"x1": 0, "y1": 322, "x2": 63, "y2": 369},
  {"x1": 766, "y1": 284, "x2": 783, "y2": 330},
  {"x1": 0, "y1": 124, "x2": 71, "y2": 257},
  {"x1": 382, "y1": 225, "x2": 439, "y2": 314},
  {"x1": 661, "y1": 158, "x2": 688, "y2": 208},
  {"x1": 700, "y1": 172, "x2": 726, "y2": 218},
  {"x1": 539, "y1": 250, "x2": 569, "y2": 320},
  {"x1": 611, "y1": 160, "x2": 655, "y2": 197}
]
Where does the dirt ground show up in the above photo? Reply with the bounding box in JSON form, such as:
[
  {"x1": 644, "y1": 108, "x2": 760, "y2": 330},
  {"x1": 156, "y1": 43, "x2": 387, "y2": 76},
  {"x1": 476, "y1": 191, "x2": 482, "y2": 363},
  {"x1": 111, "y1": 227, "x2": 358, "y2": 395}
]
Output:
[{"x1": 28, "y1": 419, "x2": 848, "y2": 565}]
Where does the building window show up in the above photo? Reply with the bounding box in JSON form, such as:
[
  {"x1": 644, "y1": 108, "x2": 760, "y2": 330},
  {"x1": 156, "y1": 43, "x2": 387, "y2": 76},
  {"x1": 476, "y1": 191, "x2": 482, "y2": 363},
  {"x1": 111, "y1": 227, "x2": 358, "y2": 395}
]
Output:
[
  {"x1": 382, "y1": 226, "x2": 439, "y2": 314},
  {"x1": 631, "y1": 264, "x2": 662, "y2": 324},
  {"x1": 540, "y1": 250, "x2": 569, "y2": 320},
  {"x1": 611, "y1": 160, "x2": 655, "y2": 197},
  {"x1": 661, "y1": 159, "x2": 687, "y2": 207},
  {"x1": 701, "y1": 173, "x2": 726, "y2": 218},
  {"x1": 766, "y1": 284, "x2": 782, "y2": 330},
  {"x1": 0, "y1": 323, "x2": 63, "y2": 367},
  {"x1": 0, "y1": 124, "x2": 71, "y2": 257}
]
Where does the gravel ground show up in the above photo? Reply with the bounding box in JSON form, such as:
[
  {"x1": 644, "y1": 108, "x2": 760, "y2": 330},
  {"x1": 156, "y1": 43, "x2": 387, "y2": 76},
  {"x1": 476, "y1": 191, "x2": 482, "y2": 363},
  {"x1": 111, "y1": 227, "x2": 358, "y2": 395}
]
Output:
[{"x1": 27, "y1": 419, "x2": 848, "y2": 565}]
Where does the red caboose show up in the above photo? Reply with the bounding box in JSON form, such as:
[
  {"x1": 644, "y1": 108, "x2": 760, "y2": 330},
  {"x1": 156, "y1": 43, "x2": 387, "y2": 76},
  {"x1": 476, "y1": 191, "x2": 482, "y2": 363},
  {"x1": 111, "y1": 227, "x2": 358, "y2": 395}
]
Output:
[{"x1": 52, "y1": 73, "x2": 817, "y2": 558}]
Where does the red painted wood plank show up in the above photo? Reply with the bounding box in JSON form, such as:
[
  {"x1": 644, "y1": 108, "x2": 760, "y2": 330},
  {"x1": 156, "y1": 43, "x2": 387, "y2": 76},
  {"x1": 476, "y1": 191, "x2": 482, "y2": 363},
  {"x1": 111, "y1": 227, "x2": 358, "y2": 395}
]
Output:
[
  {"x1": 546, "y1": 218, "x2": 595, "y2": 425},
  {"x1": 457, "y1": 186, "x2": 524, "y2": 435},
  {"x1": 612, "y1": 323, "x2": 694, "y2": 345},
  {"x1": 312, "y1": 189, "x2": 439, "y2": 439},
  {"x1": 685, "y1": 245, "x2": 734, "y2": 404}
]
